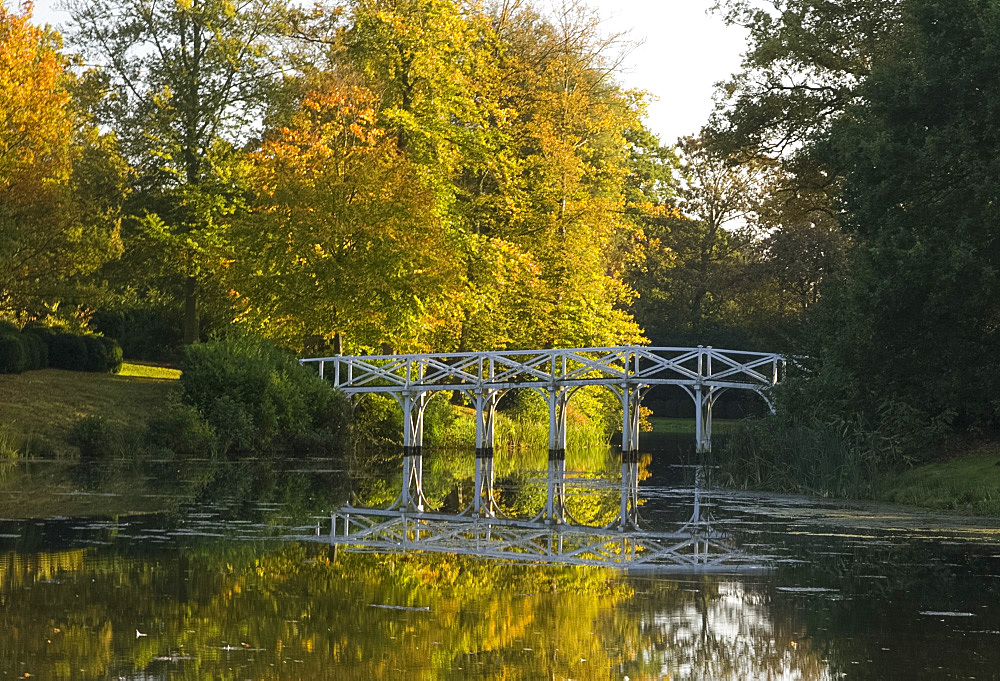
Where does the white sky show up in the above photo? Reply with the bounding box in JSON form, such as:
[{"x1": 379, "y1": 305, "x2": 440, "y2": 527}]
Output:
[
  {"x1": 28, "y1": 0, "x2": 748, "y2": 144},
  {"x1": 593, "y1": 0, "x2": 749, "y2": 143}
]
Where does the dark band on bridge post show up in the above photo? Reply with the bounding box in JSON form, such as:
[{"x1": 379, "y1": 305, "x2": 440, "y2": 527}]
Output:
[
  {"x1": 548, "y1": 448, "x2": 565, "y2": 461},
  {"x1": 621, "y1": 449, "x2": 639, "y2": 463},
  {"x1": 475, "y1": 446, "x2": 494, "y2": 459},
  {"x1": 403, "y1": 445, "x2": 422, "y2": 457}
]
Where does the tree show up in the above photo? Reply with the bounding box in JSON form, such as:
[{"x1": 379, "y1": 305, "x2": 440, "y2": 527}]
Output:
[
  {"x1": 628, "y1": 136, "x2": 780, "y2": 347},
  {"x1": 487, "y1": 0, "x2": 646, "y2": 347},
  {"x1": 709, "y1": 0, "x2": 904, "y2": 157},
  {"x1": 754, "y1": 164, "x2": 847, "y2": 313},
  {"x1": 232, "y1": 80, "x2": 459, "y2": 352},
  {"x1": 337, "y1": 0, "x2": 646, "y2": 350},
  {"x1": 811, "y1": 0, "x2": 1000, "y2": 432},
  {"x1": 65, "y1": 0, "x2": 290, "y2": 343},
  {"x1": 0, "y1": 3, "x2": 122, "y2": 318}
]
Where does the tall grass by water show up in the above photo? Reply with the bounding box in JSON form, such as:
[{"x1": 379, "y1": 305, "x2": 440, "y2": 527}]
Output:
[
  {"x1": 715, "y1": 415, "x2": 1000, "y2": 515},
  {"x1": 714, "y1": 417, "x2": 884, "y2": 498}
]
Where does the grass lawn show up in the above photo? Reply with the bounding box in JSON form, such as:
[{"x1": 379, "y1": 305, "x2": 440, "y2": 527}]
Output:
[
  {"x1": 0, "y1": 362, "x2": 180, "y2": 457},
  {"x1": 877, "y1": 444, "x2": 1000, "y2": 516}
]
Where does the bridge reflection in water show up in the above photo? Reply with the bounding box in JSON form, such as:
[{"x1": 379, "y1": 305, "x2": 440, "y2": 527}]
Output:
[{"x1": 316, "y1": 476, "x2": 768, "y2": 573}]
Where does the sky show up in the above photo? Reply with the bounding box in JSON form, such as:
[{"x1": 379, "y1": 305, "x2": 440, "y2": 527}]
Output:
[
  {"x1": 593, "y1": 0, "x2": 749, "y2": 143},
  {"x1": 28, "y1": 0, "x2": 749, "y2": 145}
]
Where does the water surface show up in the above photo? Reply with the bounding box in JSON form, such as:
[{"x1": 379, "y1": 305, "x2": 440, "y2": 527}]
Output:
[{"x1": 1, "y1": 447, "x2": 998, "y2": 680}]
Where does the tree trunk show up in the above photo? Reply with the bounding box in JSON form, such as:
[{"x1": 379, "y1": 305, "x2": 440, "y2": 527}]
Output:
[{"x1": 183, "y1": 276, "x2": 199, "y2": 345}]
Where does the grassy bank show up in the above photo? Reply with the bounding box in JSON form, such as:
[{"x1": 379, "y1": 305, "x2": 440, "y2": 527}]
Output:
[
  {"x1": 0, "y1": 362, "x2": 180, "y2": 457},
  {"x1": 876, "y1": 444, "x2": 1000, "y2": 516},
  {"x1": 716, "y1": 416, "x2": 1000, "y2": 516}
]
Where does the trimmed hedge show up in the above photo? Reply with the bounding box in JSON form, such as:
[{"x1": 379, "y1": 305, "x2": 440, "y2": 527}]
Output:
[
  {"x1": 0, "y1": 334, "x2": 29, "y2": 374},
  {"x1": 22, "y1": 325, "x2": 57, "y2": 347},
  {"x1": 82, "y1": 335, "x2": 107, "y2": 372},
  {"x1": 50, "y1": 333, "x2": 88, "y2": 370},
  {"x1": 23, "y1": 333, "x2": 48, "y2": 370},
  {"x1": 101, "y1": 337, "x2": 123, "y2": 373},
  {"x1": 0, "y1": 327, "x2": 122, "y2": 374}
]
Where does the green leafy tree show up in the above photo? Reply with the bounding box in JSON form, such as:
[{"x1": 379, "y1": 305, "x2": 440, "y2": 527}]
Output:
[
  {"x1": 628, "y1": 137, "x2": 780, "y2": 347},
  {"x1": 713, "y1": 0, "x2": 1000, "y2": 453},
  {"x1": 810, "y1": 0, "x2": 1000, "y2": 433},
  {"x1": 709, "y1": 0, "x2": 903, "y2": 156},
  {"x1": 65, "y1": 0, "x2": 291, "y2": 343}
]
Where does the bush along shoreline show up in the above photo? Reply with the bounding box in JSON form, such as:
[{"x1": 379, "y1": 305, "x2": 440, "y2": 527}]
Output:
[
  {"x1": 180, "y1": 337, "x2": 351, "y2": 457},
  {"x1": 0, "y1": 322, "x2": 122, "y2": 374}
]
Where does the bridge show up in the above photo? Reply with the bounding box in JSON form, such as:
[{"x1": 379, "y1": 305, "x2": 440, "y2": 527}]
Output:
[{"x1": 301, "y1": 345, "x2": 784, "y2": 533}]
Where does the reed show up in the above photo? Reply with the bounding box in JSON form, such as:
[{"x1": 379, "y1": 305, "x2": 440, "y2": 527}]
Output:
[
  {"x1": 0, "y1": 422, "x2": 19, "y2": 459},
  {"x1": 714, "y1": 416, "x2": 883, "y2": 498}
]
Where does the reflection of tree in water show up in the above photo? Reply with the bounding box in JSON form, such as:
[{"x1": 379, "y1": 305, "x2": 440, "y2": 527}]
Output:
[
  {"x1": 351, "y1": 444, "x2": 644, "y2": 527},
  {"x1": 765, "y1": 537, "x2": 1000, "y2": 681},
  {"x1": 0, "y1": 543, "x2": 830, "y2": 680},
  {"x1": 624, "y1": 578, "x2": 831, "y2": 680}
]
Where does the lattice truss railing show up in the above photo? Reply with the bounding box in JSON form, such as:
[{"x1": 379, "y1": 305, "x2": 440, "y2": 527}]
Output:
[
  {"x1": 318, "y1": 510, "x2": 765, "y2": 571},
  {"x1": 300, "y1": 346, "x2": 785, "y2": 394}
]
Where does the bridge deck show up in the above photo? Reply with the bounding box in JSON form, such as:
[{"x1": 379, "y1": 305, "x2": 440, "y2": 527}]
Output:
[{"x1": 300, "y1": 345, "x2": 783, "y2": 394}]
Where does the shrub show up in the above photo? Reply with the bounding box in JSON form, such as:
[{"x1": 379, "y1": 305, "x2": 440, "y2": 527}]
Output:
[
  {"x1": 90, "y1": 309, "x2": 125, "y2": 341},
  {"x1": 206, "y1": 394, "x2": 255, "y2": 453},
  {"x1": 22, "y1": 324, "x2": 57, "y2": 352},
  {"x1": 49, "y1": 333, "x2": 88, "y2": 370},
  {"x1": 0, "y1": 321, "x2": 19, "y2": 335},
  {"x1": 100, "y1": 337, "x2": 123, "y2": 373},
  {"x1": 44, "y1": 333, "x2": 121, "y2": 373},
  {"x1": 181, "y1": 337, "x2": 351, "y2": 456},
  {"x1": 82, "y1": 335, "x2": 107, "y2": 372},
  {"x1": 68, "y1": 416, "x2": 113, "y2": 459},
  {"x1": 80, "y1": 335, "x2": 123, "y2": 373},
  {"x1": 353, "y1": 394, "x2": 403, "y2": 445},
  {"x1": 90, "y1": 297, "x2": 183, "y2": 362},
  {"x1": 22, "y1": 332, "x2": 48, "y2": 370},
  {"x1": 0, "y1": 334, "x2": 29, "y2": 374},
  {"x1": 145, "y1": 401, "x2": 217, "y2": 458}
]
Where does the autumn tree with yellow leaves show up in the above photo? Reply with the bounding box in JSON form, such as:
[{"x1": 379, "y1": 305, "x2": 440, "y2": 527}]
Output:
[{"x1": 0, "y1": 2, "x2": 123, "y2": 318}]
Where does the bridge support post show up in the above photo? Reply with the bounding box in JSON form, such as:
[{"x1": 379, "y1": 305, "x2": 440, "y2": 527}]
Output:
[
  {"x1": 544, "y1": 386, "x2": 569, "y2": 524},
  {"x1": 473, "y1": 390, "x2": 500, "y2": 517},
  {"x1": 693, "y1": 385, "x2": 718, "y2": 455},
  {"x1": 398, "y1": 390, "x2": 430, "y2": 512},
  {"x1": 619, "y1": 383, "x2": 641, "y2": 530},
  {"x1": 693, "y1": 346, "x2": 715, "y2": 455}
]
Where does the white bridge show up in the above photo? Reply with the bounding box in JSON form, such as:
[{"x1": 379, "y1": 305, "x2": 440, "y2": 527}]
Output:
[{"x1": 301, "y1": 345, "x2": 784, "y2": 532}]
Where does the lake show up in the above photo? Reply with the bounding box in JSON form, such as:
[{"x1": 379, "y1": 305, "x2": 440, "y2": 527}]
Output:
[{"x1": 1, "y1": 440, "x2": 999, "y2": 680}]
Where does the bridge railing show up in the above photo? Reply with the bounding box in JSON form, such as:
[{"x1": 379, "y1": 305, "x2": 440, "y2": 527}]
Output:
[{"x1": 299, "y1": 346, "x2": 785, "y2": 394}]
